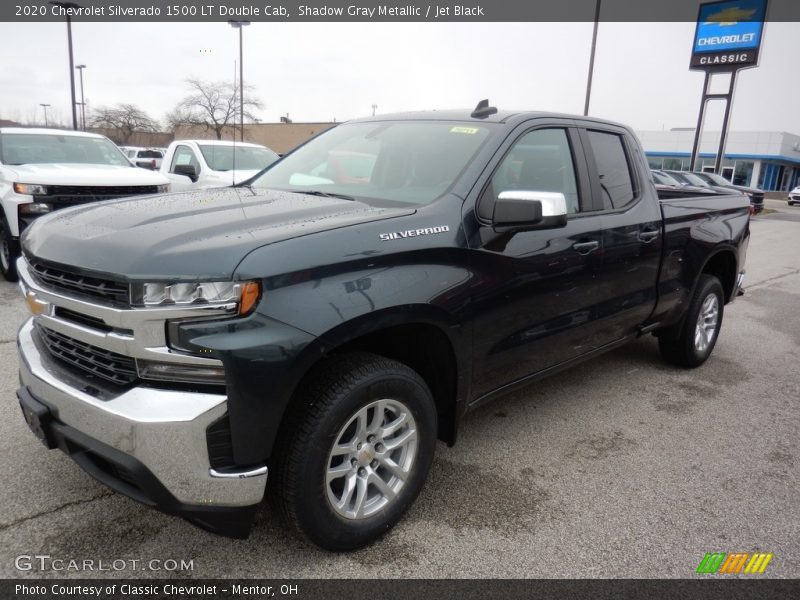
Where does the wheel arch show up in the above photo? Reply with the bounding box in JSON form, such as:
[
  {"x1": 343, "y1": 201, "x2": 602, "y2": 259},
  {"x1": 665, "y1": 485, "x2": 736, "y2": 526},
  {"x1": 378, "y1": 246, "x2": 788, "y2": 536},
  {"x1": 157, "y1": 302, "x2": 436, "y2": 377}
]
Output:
[
  {"x1": 276, "y1": 306, "x2": 468, "y2": 453},
  {"x1": 699, "y1": 247, "x2": 738, "y2": 303}
]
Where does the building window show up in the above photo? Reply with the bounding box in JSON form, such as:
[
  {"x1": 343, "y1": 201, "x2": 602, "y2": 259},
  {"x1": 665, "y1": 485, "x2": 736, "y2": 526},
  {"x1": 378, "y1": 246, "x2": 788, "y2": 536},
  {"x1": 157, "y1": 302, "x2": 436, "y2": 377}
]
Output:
[{"x1": 733, "y1": 161, "x2": 754, "y2": 186}]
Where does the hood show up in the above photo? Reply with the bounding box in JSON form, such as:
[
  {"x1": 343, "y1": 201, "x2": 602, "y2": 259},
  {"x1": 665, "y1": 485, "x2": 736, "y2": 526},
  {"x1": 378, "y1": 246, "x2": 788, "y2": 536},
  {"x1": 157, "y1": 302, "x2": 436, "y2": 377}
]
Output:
[
  {"x1": 5, "y1": 163, "x2": 169, "y2": 186},
  {"x1": 730, "y1": 184, "x2": 763, "y2": 196},
  {"x1": 22, "y1": 188, "x2": 415, "y2": 280}
]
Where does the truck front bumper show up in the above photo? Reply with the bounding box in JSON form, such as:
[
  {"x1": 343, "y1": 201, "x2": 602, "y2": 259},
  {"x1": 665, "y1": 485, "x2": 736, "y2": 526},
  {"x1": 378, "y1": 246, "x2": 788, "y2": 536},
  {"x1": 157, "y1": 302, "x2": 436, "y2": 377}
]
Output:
[{"x1": 16, "y1": 318, "x2": 267, "y2": 538}]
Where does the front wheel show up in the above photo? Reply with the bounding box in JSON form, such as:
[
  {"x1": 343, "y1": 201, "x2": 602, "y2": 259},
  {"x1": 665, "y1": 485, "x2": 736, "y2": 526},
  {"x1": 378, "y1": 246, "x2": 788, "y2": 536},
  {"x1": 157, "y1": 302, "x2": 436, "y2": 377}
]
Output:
[
  {"x1": 658, "y1": 274, "x2": 724, "y2": 368},
  {"x1": 0, "y1": 218, "x2": 20, "y2": 282},
  {"x1": 271, "y1": 353, "x2": 437, "y2": 551}
]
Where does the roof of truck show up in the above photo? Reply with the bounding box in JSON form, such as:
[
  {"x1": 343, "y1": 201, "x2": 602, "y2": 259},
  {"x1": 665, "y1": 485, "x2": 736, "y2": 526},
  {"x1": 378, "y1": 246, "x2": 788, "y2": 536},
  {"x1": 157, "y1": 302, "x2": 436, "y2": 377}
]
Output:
[
  {"x1": 0, "y1": 127, "x2": 105, "y2": 137},
  {"x1": 347, "y1": 109, "x2": 631, "y2": 130}
]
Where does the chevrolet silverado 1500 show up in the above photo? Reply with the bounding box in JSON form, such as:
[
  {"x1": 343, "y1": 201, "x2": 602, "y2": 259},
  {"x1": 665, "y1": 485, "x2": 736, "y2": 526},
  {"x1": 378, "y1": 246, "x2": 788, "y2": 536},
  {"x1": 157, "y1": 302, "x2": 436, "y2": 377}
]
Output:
[{"x1": 15, "y1": 105, "x2": 749, "y2": 550}]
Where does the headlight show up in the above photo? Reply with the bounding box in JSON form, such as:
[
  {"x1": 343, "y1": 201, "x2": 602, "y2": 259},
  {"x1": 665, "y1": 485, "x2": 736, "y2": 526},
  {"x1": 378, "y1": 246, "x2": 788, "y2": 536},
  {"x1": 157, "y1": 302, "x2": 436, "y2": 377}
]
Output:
[
  {"x1": 156, "y1": 184, "x2": 170, "y2": 193},
  {"x1": 13, "y1": 183, "x2": 49, "y2": 195},
  {"x1": 136, "y1": 280, "x2": 261, "y2": 315},
  {"x1": 19, "y1": 203, "x2": 53, "y2": 214}
]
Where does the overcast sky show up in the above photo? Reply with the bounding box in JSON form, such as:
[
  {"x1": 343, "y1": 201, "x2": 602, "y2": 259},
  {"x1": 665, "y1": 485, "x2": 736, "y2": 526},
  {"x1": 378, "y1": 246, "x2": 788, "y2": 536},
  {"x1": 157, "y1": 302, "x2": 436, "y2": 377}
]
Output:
[{"x1": 0, "y1": 21, "x2": 797, "y2": 133}]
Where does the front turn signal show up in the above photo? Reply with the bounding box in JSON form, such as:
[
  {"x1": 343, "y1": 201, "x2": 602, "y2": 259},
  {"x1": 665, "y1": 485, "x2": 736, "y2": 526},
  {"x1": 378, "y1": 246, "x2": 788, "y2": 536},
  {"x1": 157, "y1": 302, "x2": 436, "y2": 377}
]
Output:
[{"x1": 239, "y1": 281, "x2": 261, "y2": 315}]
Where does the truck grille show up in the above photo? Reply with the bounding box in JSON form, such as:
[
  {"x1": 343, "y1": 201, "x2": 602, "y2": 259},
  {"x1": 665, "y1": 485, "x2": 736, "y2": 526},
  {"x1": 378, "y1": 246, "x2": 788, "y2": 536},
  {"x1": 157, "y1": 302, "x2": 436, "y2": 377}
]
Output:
[
  {"x1": 44, "y1": 185, "x2": 161, "y2": 204},
  {"x1": 30, "y1": 261, "x2": 130, "y2": 304},
  {"x1": 35, "y1": 324, "x2": 139, "y2": 386}
]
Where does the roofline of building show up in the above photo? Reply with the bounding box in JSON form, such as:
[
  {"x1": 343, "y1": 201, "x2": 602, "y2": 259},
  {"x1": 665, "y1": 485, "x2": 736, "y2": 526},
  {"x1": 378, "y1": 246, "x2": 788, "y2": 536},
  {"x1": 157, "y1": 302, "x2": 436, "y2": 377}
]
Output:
[{"x1": 644, "y1": 151, "x2": 800, "y2": 165}]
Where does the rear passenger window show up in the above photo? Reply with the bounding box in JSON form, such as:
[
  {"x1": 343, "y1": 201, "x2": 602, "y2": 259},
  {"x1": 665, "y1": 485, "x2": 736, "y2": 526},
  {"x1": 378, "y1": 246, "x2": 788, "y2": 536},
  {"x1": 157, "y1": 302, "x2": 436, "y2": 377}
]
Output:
[
  {"x1": 486, "y1": 128, "x2": 580, "y2": 215},
  {"x1": 586, "y1": 131, "x2": 635, "y2": 209}
]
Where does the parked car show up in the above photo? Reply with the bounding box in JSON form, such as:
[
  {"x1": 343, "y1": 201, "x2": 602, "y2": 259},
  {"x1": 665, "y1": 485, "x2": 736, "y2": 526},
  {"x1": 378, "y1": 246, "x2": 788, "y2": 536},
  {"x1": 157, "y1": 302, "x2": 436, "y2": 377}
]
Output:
[
  {"x1": 15, "y1": 107, "x2": 750, "y2": 550},
  {"x1": 161, "y1": 140, "x2": 279, "y2": 191},
  {"x1": 664, "y1": 170, "x2": 752, "y2": 210},
  {"x1": 691, "y1": 171, "x2": 765, "y2": 214},
  {"x1": 0, "y1": 128, "x2": 169, "y2": 281},
  {"x1": 787, "y1": 185, "x2": 800, "y2": 206},
  {"x1": 651, "y1": 169, "x2": 717, "y2": 199},
  {"x1": 120, "y1": 146, "x2": 164, "y2": 170}
]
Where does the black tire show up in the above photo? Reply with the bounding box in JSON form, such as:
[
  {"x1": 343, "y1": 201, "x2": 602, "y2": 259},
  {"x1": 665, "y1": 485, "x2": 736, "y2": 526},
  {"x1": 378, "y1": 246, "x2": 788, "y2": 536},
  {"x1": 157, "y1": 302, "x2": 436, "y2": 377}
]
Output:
[
  {"x1": 658, "y1": 274, "x2": 724, "y2": 368},
  {"x1": 271, "y1": 352, "x2": 437, "y2": 551},
  {"x1": 0, "y1": 218, "x2": 20, "y2": 282}
]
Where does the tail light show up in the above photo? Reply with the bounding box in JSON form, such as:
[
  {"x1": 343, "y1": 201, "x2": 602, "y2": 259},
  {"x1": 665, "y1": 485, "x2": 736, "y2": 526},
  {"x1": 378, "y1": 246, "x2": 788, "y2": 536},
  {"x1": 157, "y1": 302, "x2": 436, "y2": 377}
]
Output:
[{"x1": 151, "y1": 159, "x2": 157, "y2": 169}]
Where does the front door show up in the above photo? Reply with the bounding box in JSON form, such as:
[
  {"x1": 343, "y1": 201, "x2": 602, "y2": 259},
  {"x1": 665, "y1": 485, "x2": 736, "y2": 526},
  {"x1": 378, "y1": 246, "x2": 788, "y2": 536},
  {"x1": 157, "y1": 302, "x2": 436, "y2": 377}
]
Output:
[{"x1": 468, "y1": 125, "x2": 608, "y2": 399}]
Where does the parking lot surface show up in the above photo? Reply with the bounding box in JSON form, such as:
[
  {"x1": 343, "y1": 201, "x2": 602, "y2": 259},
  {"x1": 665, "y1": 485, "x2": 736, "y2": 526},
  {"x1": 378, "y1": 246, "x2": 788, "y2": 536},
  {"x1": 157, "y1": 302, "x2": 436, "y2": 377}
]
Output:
[{"x1": 0, "y1": 205, "x2": 798, "y2": 579}]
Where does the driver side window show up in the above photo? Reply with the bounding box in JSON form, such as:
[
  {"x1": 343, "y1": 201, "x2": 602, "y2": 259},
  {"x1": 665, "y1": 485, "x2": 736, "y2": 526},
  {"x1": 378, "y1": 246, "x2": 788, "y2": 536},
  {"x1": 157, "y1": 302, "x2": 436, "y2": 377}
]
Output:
[
  {"x1": 170, "y1": 145, "x2": 200, "y2": 174},
  {"x1": 480, "y1": 128, "x2": 580, "y2": 220}
]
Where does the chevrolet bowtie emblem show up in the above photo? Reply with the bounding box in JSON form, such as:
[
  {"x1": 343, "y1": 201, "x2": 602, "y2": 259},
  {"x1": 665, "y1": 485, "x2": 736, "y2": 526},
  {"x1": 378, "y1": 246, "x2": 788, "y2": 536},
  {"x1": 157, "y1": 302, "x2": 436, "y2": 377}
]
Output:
[{"x1": 25, "y1": 291, "x2": 50, "y2": 316}]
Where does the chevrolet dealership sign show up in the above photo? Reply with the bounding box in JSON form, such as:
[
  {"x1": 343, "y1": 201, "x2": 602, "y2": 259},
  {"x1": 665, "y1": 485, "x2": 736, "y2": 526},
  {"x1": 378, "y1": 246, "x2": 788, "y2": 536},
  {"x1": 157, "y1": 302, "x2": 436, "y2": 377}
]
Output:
[{"x1": 690, "y1": 0, "x2": 767, "y2": 70}]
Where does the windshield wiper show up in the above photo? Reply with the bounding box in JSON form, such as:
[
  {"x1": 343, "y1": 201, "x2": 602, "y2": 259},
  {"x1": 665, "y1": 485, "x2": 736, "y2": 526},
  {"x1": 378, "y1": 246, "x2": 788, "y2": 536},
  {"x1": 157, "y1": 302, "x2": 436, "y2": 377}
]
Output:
[{"x1": 294, "y1": 190, "x2": 356, "y2": 201}]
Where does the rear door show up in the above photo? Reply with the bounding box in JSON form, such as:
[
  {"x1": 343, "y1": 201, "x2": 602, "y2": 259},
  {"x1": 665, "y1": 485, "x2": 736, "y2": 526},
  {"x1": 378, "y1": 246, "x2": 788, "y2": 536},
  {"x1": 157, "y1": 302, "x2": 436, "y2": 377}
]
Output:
[
  {"x1": 468, "y1": 121, "x2": 610, "y2": 399},
  {"x1": 578, "y1": 125, "x2": 662, "y2": 342}
]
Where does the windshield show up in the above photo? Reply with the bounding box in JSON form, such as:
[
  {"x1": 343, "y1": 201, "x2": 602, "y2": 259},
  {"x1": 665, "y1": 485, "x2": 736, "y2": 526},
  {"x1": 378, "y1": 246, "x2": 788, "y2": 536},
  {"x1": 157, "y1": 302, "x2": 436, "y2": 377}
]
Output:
[
  {"x1": 137, "y1": 150, "x2": 163, "y2": 159},
  {"x1": 0, "y1": 133, "x2": 131, "y2": 166},
  {"x1": 680, "y1": 172, "x2": 710, "y2": 187},
  {"x1": 701, "y1": 172, "x2": 731, "y2": 186},
  {"x1": 652, "y1": 171, "x2": 682, "y2": 186},
  {"x1": 198, "y1": 144, "x2": 279, "y2": 172},
  {"x1": 250, "y1": 121, "x2": 493, "y2": 206}
]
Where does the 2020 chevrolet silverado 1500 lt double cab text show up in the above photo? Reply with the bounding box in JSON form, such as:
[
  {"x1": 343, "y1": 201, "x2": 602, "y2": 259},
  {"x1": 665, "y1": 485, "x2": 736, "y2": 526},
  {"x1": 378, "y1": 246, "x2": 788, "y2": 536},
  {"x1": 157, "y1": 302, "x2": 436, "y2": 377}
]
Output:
[{"x1": 15, "y1": 105, "x2": 749, "y2": 550}]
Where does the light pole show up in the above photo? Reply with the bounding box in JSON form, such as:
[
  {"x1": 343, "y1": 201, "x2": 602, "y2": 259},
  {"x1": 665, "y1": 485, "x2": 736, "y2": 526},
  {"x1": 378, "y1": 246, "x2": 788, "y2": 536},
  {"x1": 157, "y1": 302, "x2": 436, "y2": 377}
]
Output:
[
  {"x1": 49, "y1": 1, "x2": 81, "y2": 130},
  {"x1": 39, "y1": 103, "x2": 51, "y2": 127},
  {"x1": 372, "y1": 104, "x2": 377, "y2": 116},
  {"x1": 583, "y1": 0, "x2": 601, "y2": 116},
  {"x1": 76, "y1": 64, "x2": 86, "y2": 130},
  {"x1": 228, "y1": 20, "x2": 250, "y2": 142}
]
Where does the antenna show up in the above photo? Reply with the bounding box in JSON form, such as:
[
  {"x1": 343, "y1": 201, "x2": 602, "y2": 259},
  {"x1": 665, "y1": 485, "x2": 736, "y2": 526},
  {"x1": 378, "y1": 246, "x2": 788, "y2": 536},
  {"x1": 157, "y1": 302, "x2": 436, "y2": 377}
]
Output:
[
  {"x1": 471, "y1": 99, "x2": 497, "y2": 119},
  {"x1": 232, "y1": 59, "x2": 237, "y2": 186}
]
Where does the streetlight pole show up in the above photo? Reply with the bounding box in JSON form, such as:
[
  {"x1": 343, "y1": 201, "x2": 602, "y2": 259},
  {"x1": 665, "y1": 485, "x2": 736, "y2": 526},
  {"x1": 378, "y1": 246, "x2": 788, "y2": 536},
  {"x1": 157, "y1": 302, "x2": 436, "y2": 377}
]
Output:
[
  {"x1": 583, "y1": 0, "x2": 601, "y2": 116},
  {"x1": 372, "y1": 104, "x2": 377, "y2": 116},
  {"x1": 76, "y1": 64, "x2": 86, "y2": 130},
  {"x1": 49, "y1": 1, "x2": 81, "y2": 130},
  {"x1": 228, "y1": 20, "x2": 250, "y2": 142},
  {"x1": 39, "y1": 103, "x2": 51, "y2": 127}
]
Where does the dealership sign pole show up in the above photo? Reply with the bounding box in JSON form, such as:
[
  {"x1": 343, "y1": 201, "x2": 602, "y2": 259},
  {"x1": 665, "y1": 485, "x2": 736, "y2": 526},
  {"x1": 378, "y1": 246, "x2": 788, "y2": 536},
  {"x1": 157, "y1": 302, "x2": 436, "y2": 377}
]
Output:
[{"x1": 688, "y1": 0, "x2": 767, "y2": 174}]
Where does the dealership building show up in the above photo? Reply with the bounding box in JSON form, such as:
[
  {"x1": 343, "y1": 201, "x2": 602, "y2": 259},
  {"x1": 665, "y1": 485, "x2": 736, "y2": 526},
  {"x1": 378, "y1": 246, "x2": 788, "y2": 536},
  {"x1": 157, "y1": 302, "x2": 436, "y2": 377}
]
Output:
[{"x1": 637, "y1": 129, "x2": 800, "y2": 192}]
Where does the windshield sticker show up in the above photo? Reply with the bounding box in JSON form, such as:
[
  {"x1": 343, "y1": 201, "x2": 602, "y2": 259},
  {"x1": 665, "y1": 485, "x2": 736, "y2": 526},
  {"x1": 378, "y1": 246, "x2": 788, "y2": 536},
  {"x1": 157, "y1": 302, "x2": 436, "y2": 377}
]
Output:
[{"x1": 450, "y1": 127, "x2": 479, "y2": 134}]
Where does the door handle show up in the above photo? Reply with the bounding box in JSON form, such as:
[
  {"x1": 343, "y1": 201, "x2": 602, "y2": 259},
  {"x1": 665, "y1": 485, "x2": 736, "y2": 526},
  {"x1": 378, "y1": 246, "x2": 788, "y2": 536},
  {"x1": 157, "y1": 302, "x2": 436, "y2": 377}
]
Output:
[
  {"x1": 639, "y1": 230, "x2": 660, "y2": 243},
  {"x1": 572, "y1": 240, "x2": 600, "y2": 254}
]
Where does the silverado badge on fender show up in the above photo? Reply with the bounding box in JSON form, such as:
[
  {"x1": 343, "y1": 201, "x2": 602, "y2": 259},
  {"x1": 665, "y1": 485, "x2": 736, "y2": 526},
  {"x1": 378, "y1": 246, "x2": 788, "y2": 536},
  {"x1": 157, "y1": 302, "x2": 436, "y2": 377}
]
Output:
[{"x1": 379, "y1": 225, "x2": 450, "y2": 241}]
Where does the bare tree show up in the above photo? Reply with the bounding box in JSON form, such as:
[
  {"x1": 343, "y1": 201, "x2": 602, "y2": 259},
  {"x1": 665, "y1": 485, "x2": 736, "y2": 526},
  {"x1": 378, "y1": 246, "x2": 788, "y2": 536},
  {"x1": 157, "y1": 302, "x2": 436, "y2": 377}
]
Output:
[
  {"x1": 167, "y1": 78, "x2": 262, "y2": 140},
  {"x1": 90, "y1": 104, "x2": 160, "y2": 143}
]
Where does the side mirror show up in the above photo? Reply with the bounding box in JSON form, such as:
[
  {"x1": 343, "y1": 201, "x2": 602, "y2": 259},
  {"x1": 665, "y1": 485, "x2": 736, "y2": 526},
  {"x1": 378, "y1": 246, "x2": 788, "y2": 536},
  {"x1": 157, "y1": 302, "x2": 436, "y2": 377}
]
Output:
[
  {"x1": 174, "y1": 164, "x2": 198, "y2": 182},
  {"x1": 493, "y1": 191, "x2": 568, "y2": 231}
]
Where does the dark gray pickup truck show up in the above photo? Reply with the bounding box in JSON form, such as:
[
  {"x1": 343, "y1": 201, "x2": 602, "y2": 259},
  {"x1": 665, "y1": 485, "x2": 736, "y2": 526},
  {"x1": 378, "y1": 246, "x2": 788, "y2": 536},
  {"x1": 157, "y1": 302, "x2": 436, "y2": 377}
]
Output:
[{"x1": 15, "y1": 105, "x2": 749, "y2": 550}]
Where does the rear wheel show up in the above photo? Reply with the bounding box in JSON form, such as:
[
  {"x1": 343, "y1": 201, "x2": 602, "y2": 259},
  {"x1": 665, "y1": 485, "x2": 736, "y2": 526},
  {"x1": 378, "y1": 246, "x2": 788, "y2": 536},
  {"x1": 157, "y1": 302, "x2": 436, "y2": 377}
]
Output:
[
  {"x1": 271, "y1": 353, "x2": 437, "y2": 551},
  {"x1": 658, "y1": 274, "x2": 724, "y2": 368},
  {"x1": 0, "y1": 218, "x2": 19, "y2": 282}
]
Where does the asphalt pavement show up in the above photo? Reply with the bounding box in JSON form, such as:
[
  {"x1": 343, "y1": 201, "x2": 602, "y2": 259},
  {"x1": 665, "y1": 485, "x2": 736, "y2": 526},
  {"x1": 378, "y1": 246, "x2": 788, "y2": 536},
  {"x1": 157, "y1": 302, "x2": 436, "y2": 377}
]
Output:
[{"x1": 0, "y1": 203, "x2": 797, "y2": 579}]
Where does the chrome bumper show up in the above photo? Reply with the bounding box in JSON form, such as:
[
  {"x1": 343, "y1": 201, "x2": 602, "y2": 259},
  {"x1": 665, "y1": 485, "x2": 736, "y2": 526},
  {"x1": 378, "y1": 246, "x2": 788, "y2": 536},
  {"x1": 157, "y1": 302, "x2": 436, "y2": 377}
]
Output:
[{"x1": 17, "y1": 318, "x2": 267, "y2": 507}]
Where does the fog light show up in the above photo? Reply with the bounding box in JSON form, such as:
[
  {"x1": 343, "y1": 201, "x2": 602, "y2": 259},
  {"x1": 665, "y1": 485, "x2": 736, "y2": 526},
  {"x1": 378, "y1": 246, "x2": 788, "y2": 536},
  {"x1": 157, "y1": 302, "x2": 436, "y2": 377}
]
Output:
[
  {"x1": 136, "y1": 360, "x2": 226, "y2": 384},
  {"x1": 19, "y1": 203, "x2": 52, "y2": 214}
]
